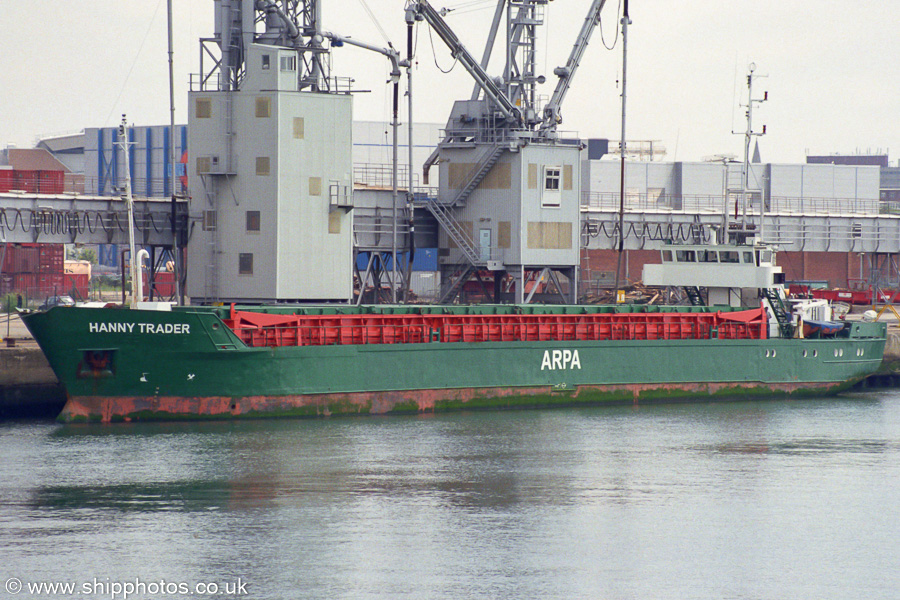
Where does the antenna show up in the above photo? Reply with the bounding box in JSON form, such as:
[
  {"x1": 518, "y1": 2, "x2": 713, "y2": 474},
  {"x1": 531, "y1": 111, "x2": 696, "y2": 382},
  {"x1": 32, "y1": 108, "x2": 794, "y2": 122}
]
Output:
[{"x1": 732, "y1": 62, "x2": 768, "y2": 239}]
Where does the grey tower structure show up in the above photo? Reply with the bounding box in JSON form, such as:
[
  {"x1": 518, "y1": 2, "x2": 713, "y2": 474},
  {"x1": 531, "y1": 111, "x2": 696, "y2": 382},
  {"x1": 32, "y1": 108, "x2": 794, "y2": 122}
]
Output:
[
  {"x1": 187, "y1": 0, "x2": 353, "y2": 303},
  {"x1": 409, "y1": 0, "x2": 609, "y2": 303}
]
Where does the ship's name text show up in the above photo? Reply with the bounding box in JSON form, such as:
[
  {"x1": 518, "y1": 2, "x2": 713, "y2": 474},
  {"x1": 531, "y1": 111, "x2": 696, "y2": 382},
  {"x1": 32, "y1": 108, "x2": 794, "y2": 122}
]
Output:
[
  {"x1": 541, "y1": 349, "x2": 581, "y2": 370},
  {"x1": 89, "y1": 322, "x2": 191, "y2": 334}
]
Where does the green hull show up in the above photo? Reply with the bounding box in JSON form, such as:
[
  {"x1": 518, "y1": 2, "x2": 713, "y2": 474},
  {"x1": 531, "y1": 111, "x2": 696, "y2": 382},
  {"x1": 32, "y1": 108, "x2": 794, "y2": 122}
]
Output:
[{"x1": 22, "y1": 305, "x2": 887, "y2": 423}]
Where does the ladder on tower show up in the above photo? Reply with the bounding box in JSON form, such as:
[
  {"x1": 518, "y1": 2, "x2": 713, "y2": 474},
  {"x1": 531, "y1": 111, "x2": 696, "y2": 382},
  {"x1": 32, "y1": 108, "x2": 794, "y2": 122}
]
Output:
[
  {"x1": 199, "y1": 175, "x2": 219, "y2": 302},
  {"x1": 683, "y1": 286, "x2": 705, "y2": 306},
  {"x1": 763, "y1": 287, "x2": 794, "y2": 338},
  {"x1": 725, "y1": 162, "x2": 744, "y2": 221}
]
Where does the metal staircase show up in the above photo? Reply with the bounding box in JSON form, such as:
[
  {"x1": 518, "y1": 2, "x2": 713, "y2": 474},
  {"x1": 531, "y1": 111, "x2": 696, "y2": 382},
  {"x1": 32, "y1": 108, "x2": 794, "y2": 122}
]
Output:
[
  {"x1": 763, "y1": 287, "x2": 794, "y2": 338},
  {"x1": 418, "y1": 143, "x2": 504, "y2": 274},
  {"x1": 422, "y1": 199, "x2": 482, "y2": 267},
  {"x1": 438, "y1": 264, "x2": 477, "y2": 304},
  {"x1": 683, "y1": 286, "x2": 705, "y2": 306},
  {"x1": 452, "y1": 143, "x2": 504, "y2": 206}
]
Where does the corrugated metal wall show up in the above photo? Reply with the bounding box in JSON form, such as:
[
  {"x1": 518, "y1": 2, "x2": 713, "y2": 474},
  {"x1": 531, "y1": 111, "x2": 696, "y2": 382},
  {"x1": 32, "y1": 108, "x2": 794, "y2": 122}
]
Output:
[{"x1": 84, "y1": 125, "x2": 187, "y2": 197}]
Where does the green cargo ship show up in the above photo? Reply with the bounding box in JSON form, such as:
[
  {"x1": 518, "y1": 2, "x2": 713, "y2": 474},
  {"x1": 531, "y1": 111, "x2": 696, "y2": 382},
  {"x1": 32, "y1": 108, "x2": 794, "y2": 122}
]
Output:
[{"x1": 22, "y1": 301, "x2": 887, "y2": 423}]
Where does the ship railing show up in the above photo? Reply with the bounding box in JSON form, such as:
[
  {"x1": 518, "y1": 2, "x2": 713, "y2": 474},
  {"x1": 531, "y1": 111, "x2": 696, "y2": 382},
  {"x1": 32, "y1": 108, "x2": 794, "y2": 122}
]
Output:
[
  {"x1": 581, "y1": 192, "x2": 884, "y2": 216},
  {"x1": 74, "y1": 176, "x2": 187, "y2": 198},
  {"x1": 353, "y1": 164, "x2": 420, "y2": 189},
  {"x1": 188, "y1": 72, "x2": 354, "y2": 94},
  {"x1": 226, "y1": 313, "x2": 765, "y2": 349}
]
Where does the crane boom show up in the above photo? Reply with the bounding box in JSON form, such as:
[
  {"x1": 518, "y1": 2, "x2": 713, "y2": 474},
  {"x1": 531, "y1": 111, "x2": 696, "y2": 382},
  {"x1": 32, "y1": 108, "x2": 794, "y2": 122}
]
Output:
[
  {"x1": 409, "y1": 0, "x2": 521, "y2": 124},
  {"x1": 541, "y1": 0, "x2": 608, "y2": 131}
]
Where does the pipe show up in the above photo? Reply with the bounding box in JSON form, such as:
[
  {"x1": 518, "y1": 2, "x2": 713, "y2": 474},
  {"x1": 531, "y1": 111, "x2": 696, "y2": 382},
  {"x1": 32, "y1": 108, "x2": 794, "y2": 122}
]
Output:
[
  {"x1": 613, "y1": 0, "x2": 630, "y2": 303},
  {"x1": 392, "y1": 79, "x2": 399, "y2": 304},
  {"x1": 166, "y1": 0, "x2": 181, "y2": 304},
  {"x1": 255, "y1": 0, "x2": 301, "y2": 44},
  {"x1": 404, "y1": 14, "x2": 416, "y2": 303},
  {"x1": 136, "y1": 249, "x2": 150, "y2": 303}
]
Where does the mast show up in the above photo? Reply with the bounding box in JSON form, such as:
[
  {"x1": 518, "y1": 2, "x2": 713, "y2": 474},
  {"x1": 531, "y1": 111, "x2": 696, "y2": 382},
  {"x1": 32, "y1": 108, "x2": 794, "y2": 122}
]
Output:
[
  {"x1": 613, "y1": 0, "x2": 630, "y2": 303},
  {"x1": 736, "y1": 62, "x2": 767, "y2": 239},
  {"x1": 117, "y1": 116, "x2": 140, "y2": 308},
  {"x1": 166, "y1": 0, "x2": 181, "y2": 304}
]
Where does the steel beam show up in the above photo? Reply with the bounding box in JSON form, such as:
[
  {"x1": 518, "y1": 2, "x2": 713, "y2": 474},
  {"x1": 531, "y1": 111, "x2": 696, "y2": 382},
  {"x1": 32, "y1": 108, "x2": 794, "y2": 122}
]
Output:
[{"x1": 0, "y1": 193, "x2": 188, "y2": 246}]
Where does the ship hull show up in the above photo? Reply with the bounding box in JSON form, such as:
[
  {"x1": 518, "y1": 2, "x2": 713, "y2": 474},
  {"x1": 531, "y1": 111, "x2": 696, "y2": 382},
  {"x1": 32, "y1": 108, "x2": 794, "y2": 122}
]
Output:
[
  {"x1": 23, "y1": 306, "x2": 887, "y2": 423},
  {"x1": 61, "y1": 380, "x2": 862, "y2": 423}
]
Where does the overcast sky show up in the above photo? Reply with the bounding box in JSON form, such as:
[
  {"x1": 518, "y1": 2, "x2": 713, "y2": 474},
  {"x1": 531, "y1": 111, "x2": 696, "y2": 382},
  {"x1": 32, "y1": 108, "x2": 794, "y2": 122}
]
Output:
[{"x1": 2, "y1": 0, "x2": 898, "y2": 165}]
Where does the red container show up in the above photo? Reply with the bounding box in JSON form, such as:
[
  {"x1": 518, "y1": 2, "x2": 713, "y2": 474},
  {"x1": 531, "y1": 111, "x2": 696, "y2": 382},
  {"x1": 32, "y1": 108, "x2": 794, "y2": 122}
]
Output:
[
  {"x1": 24, "y1": 247, "x2": 40, "y2": 273},
  {"x1": 38, "y1": 171, "x2": 64, "y2": 194},
  {"x1": 1, "y1": 245, "x2": 12, "y2": 272},
  {"x1": 143, "y1": 271, "x2": 176, "y2": 298},
  {"x1": 34, "y1": 273, "x2": 65, "y2": 294},
  {"x1": 64, "y1": 273, "x2": 90, "y2": 299},
  {"x1": 38, "y1": 244, "x2": 64, "y2": 272},
  {"x1": 14, "y1": 273, "x2": 36, "y2": 292},
  {"x1": 23, "y1": 246, "x2": 40, "y2": 273},
  {"x1": 0, "y1": 169, "x2": 13, "y2": 193},
  {"x1": 13, "y1": 170, "x2": 38, "y2": 192},
  {"x1": 2, "y1": 245, "x2": 38, "y2": 273},
  {"x1": 38, "y1": 244, "x2": 63, "y2": 260}
]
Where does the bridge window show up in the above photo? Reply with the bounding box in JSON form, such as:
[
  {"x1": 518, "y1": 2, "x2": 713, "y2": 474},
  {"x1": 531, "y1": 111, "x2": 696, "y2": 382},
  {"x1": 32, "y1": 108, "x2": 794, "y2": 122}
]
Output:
[
  {"x1": 239, "y1": 253, "x2": 253, "y2": 276},
  {"x1": 699, "y1": 250, "x2": 718, "y2": 263},
  {"x1": 720, "y1": 251, "x2": 739, "y2": 263},
  {"x1": 262, "y1": 54, "x2": 271, "y2": 70},
  {"x1": 675, "y1": 250, "x2": 696, "y2": 262},
  {"x1": 743, "y1": 251, "x2": 753, "y2": 263},
  {"x1": 662, "y1": 250, "x2": 673, "y2": 262}
]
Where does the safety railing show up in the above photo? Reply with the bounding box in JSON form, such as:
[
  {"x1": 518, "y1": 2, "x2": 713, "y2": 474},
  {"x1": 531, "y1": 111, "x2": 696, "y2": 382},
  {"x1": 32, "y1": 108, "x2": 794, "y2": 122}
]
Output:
[
  {"x1": 225, "y1": 310, "x2": 766, "y2": 349},
  {"x1": 353, "y1": 163, "x2": 420, "y2": 189},
  {"x1": 581, "y1": 192, "x2": 886, "y2": 216}
]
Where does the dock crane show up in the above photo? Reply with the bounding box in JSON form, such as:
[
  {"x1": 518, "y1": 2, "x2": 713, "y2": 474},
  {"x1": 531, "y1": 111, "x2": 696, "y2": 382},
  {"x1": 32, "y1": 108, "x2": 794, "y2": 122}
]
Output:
[
  {"x1": 405, "y1": 0, "x2": 614, "y2": 304},
  {"x1": 407, "y1": 0, "x2": 609, "y2": 141}
]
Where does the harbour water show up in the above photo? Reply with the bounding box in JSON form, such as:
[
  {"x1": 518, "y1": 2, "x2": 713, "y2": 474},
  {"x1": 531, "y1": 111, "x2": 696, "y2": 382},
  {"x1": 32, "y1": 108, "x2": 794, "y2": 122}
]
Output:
[{"x1": 2, "y1": 391, "x2": 899, "y2": 599}]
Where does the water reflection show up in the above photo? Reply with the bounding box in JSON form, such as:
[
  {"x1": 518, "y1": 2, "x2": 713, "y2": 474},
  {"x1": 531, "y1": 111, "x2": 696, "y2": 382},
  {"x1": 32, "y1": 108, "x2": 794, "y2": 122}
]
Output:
[
  {"x1": 2, "y1": 394, "x2": 899, "y2": 599},
  {"x1": 32, "y1": 481, "x2": 233, "y2": 512}
]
